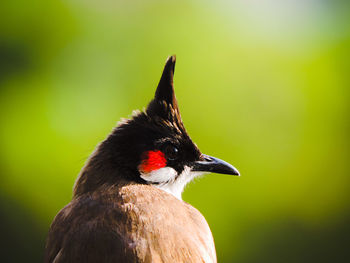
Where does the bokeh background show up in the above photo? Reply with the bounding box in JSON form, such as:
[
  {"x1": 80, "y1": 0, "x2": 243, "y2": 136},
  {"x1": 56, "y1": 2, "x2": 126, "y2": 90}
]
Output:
[{"x1": 1, "y1": 0, "x2": 349, "y2": 262}]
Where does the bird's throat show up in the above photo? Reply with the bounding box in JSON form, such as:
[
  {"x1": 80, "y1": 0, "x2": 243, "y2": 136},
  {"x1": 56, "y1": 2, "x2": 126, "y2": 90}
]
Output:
[{"x1": 141, "y1": 166, "x2": 204, "y2": 200}]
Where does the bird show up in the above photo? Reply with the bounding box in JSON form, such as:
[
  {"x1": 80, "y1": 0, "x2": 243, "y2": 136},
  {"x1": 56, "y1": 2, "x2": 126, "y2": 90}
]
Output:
[{"x1": 45, "y1": 55, "x2": 239, "y2": 263}]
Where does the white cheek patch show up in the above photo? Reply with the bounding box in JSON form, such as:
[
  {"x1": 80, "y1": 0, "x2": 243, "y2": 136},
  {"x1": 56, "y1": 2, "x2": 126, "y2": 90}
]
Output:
[
  {"x1": 140, "y1": 166, "x2": 206, "y2": 200},
  {"x1": 140, "y1": 166, "x2": 177, "y2": 183},
  {"x1": 156, "y1": 166, "x2": 206, "y2": 200}
]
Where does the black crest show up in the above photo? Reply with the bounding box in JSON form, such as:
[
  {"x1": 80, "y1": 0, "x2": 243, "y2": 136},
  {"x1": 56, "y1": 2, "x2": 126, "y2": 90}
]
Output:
[
  {"x1": 146, "y1": 55, "x2": 184, "y2": 129},
  {"x1": 153, "y1": 55, "x2": 177, "y2": 107}
]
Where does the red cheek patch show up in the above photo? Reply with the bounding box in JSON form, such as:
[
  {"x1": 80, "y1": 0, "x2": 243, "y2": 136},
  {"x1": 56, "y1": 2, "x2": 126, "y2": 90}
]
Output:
[{"x1": 139, "y1": 150, "x2": 167, "y2": 173}]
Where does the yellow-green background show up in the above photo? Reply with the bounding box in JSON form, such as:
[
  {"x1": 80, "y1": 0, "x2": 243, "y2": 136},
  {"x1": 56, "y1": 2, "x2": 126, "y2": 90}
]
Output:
[{"x1": 1, "y1": 1, "x2": 349, "y2": 262}]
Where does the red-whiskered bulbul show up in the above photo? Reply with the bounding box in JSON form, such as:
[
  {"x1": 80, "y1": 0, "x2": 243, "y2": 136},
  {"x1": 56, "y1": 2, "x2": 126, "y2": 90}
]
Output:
[{"x1": 45, "y1": 56, "x2": 239, "y2": 263}]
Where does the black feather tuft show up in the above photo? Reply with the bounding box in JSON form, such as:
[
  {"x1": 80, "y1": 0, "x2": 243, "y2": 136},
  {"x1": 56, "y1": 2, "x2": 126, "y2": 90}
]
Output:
[{"x1": 154, "y1": 55, "x2": 176, "y2": 106}]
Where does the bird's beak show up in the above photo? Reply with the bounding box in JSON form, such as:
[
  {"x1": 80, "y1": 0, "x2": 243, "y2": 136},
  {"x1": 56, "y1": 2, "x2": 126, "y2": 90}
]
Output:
[{"x1": 192, "y1": 154, "x2": 240, "y2": 176}]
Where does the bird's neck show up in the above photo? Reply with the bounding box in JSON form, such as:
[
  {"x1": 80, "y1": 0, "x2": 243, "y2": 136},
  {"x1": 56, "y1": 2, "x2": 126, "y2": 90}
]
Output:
[{"x1": 73, "y1": 148, "x2": 141, "y2": 197}]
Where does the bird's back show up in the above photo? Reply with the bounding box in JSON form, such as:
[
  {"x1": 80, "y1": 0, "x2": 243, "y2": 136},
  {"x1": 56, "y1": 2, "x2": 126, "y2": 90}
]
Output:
[{"x1": 45, "y1": 182, "x2": 216, "y2": 263}]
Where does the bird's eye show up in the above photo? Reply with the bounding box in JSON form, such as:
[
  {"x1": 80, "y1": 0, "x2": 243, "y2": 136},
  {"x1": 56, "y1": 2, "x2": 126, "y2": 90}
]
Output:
[{"x1": 163, "y1": 144, "x2": 179, "y2": 160}]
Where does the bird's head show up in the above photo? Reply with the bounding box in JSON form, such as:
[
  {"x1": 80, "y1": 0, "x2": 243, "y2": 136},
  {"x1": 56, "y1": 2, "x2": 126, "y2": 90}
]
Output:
[{"x1": 74, "y1": 56, "x2": 239, "y2": 199}]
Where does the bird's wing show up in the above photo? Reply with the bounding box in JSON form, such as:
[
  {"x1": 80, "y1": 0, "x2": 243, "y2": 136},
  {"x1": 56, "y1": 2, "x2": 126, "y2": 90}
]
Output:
[
  {"x1": 44, "y1": 197, "x2": 137, "y2": 263},
  {"x1": 45, "y1": 184, "x2": 217, "y2": 263}
]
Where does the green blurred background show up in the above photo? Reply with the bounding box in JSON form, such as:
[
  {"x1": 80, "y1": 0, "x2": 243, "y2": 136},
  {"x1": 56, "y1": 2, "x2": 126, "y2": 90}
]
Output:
[{"x1": 1, "y1": 0, "x2": 349, "y2": 262}]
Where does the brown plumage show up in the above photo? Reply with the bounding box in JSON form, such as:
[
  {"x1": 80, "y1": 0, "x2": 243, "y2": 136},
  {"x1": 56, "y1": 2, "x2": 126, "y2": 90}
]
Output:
[
  {"x1": 45, "y1": 56, "x2": 239, "y2": 263},
  {"x1": 46, "y1": 182, "x2": 215, "y2": 263}
]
